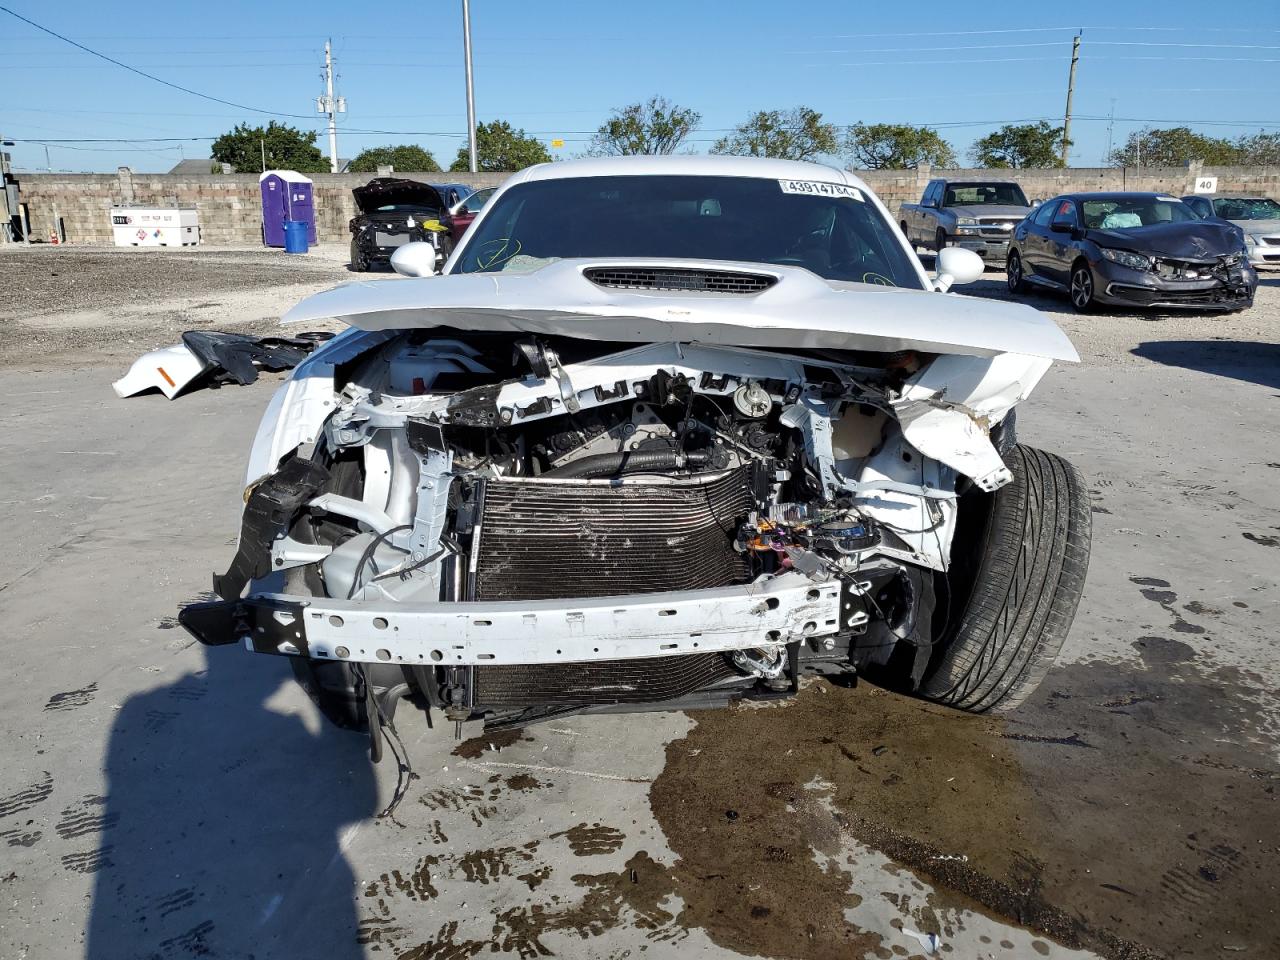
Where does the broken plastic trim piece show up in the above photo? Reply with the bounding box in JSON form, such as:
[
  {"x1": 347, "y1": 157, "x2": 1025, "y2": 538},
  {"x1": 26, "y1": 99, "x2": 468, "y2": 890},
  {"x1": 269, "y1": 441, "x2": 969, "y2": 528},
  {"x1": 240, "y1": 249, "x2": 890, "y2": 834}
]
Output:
[{"x1": 112, "y1": 343, "x2": 211, "y2": 400}]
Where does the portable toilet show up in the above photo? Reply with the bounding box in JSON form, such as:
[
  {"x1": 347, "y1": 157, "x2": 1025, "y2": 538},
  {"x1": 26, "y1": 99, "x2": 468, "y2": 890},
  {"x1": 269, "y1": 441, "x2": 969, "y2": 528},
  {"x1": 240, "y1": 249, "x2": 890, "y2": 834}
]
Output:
[{"x1": 259, "y1": 170, "x2": 317, "y2": 247}]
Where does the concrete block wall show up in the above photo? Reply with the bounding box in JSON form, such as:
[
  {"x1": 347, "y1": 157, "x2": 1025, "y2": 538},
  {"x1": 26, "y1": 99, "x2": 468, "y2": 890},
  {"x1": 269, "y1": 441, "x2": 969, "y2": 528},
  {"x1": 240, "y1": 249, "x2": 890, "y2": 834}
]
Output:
[
  {"x1": 14, "y1": 169, "x2": 511, "y2": 245},
  {"x1": 11, "y1": 165, "x2": 1279, "y2": 246}
]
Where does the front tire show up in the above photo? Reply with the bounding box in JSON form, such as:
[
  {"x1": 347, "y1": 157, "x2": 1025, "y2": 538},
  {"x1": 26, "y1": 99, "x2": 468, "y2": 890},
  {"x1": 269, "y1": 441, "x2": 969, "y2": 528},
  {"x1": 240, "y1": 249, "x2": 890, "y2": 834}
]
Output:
[
  {"x1": 935, "y1": 228, "x2": 948, "y2": 254},
  {"x1": 920, "y1": 445, "x2": 1091, "y2": 713},
  {"x1": 350, "y1": 240, "x2": 369, "y2": 273},
  {"x1": 1069, "y1": 260, "x2": 1096, "y2": 312}
]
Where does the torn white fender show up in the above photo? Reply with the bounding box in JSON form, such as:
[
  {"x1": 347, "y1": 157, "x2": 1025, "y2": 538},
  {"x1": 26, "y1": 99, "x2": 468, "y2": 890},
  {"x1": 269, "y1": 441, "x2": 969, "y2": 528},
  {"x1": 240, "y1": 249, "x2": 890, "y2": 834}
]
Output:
[
  {"x1": 894, "y1": 353, "x2": 1054, "y2": 492},
  {"x1": 112, "y1": 343, "x2": 211, "y2": 400}
]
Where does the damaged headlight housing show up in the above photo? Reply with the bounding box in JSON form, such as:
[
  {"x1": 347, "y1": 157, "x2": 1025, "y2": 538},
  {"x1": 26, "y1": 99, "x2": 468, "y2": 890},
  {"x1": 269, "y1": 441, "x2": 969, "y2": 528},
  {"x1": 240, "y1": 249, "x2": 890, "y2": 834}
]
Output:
[{"x1": 1100, "y1": 248, "x2": 1152, "y2": 271}]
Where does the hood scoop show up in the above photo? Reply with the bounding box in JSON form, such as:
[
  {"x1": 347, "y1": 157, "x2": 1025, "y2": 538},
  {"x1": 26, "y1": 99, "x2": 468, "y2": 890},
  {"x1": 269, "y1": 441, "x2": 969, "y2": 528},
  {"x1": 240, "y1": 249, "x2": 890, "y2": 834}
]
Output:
[{"x1": 583, "y1": 265, "x2": 777, "y2": 295}]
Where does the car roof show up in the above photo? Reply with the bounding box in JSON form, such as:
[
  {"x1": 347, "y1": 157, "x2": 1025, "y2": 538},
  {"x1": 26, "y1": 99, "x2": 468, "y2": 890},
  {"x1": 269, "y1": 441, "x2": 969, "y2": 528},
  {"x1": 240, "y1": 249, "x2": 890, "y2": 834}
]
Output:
[{"x1": 503, "y1": 154, "x2": 868, "y2": 191}]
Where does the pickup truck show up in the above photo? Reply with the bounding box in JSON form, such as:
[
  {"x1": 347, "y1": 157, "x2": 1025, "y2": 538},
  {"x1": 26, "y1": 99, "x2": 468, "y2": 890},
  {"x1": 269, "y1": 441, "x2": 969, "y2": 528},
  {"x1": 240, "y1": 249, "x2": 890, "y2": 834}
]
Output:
[{"x1": 900, "y1": 179, "x2": 1034, "y2": 264}]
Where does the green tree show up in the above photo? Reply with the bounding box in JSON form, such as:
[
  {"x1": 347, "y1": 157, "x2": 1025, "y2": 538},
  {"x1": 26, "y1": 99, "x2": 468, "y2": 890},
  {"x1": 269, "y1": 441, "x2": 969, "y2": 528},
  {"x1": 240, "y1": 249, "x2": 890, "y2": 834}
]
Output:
[
  {"x1": 1235, "y1": 131, "x2": 1280, "y2": 165},
  {"x1": 589, "y1": 96, "x2": 701, "y2": 156},
  {"x1": 450, "y1": 120, "x2": 551, "y2": 172},
  {"x1": 1107, "y1": 127, "x2": 1242, "y2": 167},
  {"x1": 712, "y1": 106, "x2": 837, "y2": 161},
  {"x1": 970, "y1": 121, "x2": 1065, "y2": 168},
  {"x1": 211, "y1": 121, "x2": 328, "y2": 173},
  {"x1": 844, "y1": 123, "x2": 956, "y2": 169},
  {"x1": 348, "y1": 144, "x2": 440, "y2": 173}
]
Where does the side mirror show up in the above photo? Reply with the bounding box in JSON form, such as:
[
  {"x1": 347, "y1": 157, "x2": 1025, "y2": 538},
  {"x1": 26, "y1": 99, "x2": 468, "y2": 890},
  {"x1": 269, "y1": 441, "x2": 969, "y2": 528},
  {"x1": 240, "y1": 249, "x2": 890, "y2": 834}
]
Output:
[
  {"x1": 1031, "y1": 198, "x2": 1043, "y2": 208},
  {"x1": 934, "y1": 246, "x2": 984, "y2": 292},
  {"x1": 923, "y1": 197, "x2": 937, "y2": 209},
  {"x1": 390, "y1": 241, "x2": 444, "y2": 277},
  {"x1": 1049, "y1": 220, "x2": 1074, "y2": 234}
]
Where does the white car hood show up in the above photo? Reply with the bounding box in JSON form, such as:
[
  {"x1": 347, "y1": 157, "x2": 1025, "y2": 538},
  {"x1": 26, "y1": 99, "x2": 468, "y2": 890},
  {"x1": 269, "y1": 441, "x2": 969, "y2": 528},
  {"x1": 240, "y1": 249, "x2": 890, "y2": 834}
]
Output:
[
  {"x1": 282, "y1": 258, "x2": 1079, "y2": 362},
  {"x1": 1236, "y1": 218, "x2": 1280, "y2": 237}
]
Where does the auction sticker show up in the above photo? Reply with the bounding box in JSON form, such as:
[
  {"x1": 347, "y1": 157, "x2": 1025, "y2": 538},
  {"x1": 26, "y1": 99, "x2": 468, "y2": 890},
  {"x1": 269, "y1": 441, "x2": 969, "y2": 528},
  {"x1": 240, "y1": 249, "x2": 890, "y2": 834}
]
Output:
[{"x1": 778, "y1": 179, "x2": 863, "y2": 201}]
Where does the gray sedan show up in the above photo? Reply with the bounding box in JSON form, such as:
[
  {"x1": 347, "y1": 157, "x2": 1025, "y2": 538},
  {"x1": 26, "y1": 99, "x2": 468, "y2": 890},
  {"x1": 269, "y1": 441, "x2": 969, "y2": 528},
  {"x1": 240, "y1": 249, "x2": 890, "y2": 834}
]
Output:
[{"x1": 1006, "y1": 192, "x2": 1256, "y2": 312}]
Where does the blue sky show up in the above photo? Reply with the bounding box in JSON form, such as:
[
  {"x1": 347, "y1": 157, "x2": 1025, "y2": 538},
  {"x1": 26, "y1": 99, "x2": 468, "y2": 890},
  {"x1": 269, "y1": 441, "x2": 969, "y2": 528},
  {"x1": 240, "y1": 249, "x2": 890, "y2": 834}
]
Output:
[{"x1": 3, "y1": 0, "x2": 1278, "y2": 173}]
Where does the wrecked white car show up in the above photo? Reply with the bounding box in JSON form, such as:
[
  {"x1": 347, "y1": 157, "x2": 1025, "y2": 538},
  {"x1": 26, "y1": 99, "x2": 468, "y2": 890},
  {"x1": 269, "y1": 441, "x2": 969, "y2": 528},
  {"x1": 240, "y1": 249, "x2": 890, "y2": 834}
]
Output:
[{"x1": 181, "y1": 157, "x2": 1090, "y2": 756}]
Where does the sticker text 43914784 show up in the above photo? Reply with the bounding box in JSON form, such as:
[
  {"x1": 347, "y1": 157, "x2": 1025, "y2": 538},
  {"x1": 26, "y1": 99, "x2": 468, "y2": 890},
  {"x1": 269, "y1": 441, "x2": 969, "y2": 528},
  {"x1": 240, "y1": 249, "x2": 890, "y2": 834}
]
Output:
[{"x1": 778, "y1": 180, "x2": 864, "y2": 201}]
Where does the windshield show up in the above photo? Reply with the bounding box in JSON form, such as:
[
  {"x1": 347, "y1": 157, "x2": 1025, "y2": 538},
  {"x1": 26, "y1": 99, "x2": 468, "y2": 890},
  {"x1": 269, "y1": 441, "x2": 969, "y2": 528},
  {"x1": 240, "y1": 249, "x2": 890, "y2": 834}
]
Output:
[
  {"x1": 453, "y1": 174, "x2": 924, "y2": 289},
  {"x1": 1081, "y1": 197, "x2": 1197, "y2": 230},
  {"x1": 1212, "y1": 197, "x2": 1280, "y2": 221},
  {"x1": 942, "y1": 182, "x2": 1028, "y2": 207}
]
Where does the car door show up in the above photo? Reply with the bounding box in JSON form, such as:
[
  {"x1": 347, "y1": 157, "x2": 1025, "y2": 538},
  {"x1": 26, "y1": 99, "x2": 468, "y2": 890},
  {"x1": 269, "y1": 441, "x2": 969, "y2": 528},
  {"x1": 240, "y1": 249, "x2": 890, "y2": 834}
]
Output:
[
  {"x1": 1019, "y1": 198, "x2": 1058, "y2": 282},
  {"x1": 1044, "y1": 199, "x2": 1080, "y2": 286},
  {"x1": 921, "y1": 181, "x2": 945, "y2": 242}
]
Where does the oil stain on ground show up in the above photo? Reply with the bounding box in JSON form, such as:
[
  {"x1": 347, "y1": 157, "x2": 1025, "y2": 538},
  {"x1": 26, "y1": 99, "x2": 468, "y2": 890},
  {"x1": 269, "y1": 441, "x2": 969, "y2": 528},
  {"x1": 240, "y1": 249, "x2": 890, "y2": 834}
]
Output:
[{"x1": 650, "y1": 633, "x2": 1280, "y2": 960}]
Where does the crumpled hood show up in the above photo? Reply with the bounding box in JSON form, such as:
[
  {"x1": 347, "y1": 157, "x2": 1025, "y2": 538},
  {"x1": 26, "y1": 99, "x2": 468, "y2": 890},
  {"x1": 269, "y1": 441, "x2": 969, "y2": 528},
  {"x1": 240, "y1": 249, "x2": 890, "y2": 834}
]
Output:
[
  {"x1": 948, "y1": 204, "x2": 1030, "y2": 219},
  {"x1": 352, "y1": 178, "x2": 445, "y2": 214},
  {"x1": 282, "y1": 258, "x2": 1079, "y2": 362},
  {"x1": 1087, "y1": 220, "x2": 1244, "y2": 260}
]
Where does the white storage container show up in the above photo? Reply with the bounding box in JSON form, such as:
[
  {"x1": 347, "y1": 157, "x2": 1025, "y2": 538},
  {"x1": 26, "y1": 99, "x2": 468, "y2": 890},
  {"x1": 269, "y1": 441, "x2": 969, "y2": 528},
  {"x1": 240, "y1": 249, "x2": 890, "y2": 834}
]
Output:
[{"x1": 110, "y1": 206, "x2": 200, "y2": 247}]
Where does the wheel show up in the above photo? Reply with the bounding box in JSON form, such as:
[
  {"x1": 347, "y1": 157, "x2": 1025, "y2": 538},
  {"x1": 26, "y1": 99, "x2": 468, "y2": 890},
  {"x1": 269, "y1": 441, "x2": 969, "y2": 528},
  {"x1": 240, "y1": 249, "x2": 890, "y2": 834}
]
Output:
[
  {"x1": 350, "y1": 240, "x2": 369, "y2": 273},
  {"x1": 1069, "y1": 260, "x2": 1096, "y2": 312},
  {"x1": 900, "y1": 220, "x2": 910, "y2": 238},
  {"x1": 919, "y1": 445, "x2": 1091, "y2": 713},
  {"x1": 1006, "y1": 250, "x2": 1026, "y2": 293},
  {"x1": 935, "y1": 228, "x2": 948, "y2": 253}
]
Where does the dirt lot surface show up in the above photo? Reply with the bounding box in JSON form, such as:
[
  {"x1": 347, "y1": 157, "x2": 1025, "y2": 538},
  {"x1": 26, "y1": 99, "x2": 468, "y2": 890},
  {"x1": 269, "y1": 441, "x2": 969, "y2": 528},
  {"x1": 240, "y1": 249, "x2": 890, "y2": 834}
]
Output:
[{"x1": 1, "y1": 245, "x2": 1277, "y2": 960}]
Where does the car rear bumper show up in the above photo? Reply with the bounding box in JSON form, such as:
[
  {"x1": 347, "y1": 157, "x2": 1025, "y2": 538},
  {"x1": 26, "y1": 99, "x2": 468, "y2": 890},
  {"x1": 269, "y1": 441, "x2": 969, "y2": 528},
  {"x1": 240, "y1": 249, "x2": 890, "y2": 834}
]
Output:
[{"x1": 180, "y1": 573, "x2": 858, "y2": 667}]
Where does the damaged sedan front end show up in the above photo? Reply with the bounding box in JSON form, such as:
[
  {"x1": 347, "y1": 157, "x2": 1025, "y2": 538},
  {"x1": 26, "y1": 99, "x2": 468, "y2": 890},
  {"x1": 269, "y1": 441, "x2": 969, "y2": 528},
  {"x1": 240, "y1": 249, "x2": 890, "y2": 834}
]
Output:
[{"x1": 183, "y1": 159, "x2": 1090, "y2": 753}]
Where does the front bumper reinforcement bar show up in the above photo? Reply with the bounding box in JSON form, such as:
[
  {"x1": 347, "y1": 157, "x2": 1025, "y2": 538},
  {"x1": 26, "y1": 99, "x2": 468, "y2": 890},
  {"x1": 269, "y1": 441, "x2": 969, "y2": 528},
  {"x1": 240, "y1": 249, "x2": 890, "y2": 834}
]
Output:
[{"x1": 180, "y1": 572, "x2": 857, "y2": 667}]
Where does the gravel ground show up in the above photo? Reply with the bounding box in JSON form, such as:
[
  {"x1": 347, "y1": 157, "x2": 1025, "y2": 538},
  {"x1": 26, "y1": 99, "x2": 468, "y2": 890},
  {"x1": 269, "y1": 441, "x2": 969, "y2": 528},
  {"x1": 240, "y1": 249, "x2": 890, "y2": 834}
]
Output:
[{"x1": 0, "y1": 244, "x2": 377, "y2": 369}]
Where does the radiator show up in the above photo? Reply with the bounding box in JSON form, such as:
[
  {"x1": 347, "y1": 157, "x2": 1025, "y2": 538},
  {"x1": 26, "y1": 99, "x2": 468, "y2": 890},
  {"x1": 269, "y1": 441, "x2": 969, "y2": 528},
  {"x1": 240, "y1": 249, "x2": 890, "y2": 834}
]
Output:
[
  {"x1": 472, "y1": 468, "x2": 753, "y2": 602},
  {"x1": 472, "y1": 653, "x2": 741, "y2": 708},
  {"x1": 469, "y1": 468, "x2": 755, "y2": 709}
]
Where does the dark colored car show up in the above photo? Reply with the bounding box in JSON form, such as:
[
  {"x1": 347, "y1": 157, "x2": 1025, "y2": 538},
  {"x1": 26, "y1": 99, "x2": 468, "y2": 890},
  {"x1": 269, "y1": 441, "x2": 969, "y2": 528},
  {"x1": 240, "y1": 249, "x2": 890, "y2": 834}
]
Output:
[
  {"x1": 448, "y1": 186, "x2": 495, "y2": 241},
  {"x1": 1005, "y1": 192, "x2": 1256, "y2": 312},
  {"x1": 349, "y1": 178, "x2": 452, "y2": 272},
  {"x1": 431, "y1": 182, "x2": 475, "y2": 208}
]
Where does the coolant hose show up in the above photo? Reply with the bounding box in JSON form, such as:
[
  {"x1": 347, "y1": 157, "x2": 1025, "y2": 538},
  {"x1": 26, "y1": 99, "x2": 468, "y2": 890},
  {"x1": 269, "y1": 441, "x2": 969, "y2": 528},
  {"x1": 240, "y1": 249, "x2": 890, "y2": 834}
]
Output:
[{"x1": 541, "y1": 449, "x2": 711, "y2": 479}]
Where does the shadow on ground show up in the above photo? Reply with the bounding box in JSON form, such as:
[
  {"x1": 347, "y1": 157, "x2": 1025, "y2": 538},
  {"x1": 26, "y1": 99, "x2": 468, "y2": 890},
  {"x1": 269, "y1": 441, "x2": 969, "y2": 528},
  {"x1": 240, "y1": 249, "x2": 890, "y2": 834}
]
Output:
[
  {"x1": 86, "y1": 646, "x2": 376, "y2": 959},
  {"x1": 1131, "y1": 339, "x2": 1280, "y2": 390}
]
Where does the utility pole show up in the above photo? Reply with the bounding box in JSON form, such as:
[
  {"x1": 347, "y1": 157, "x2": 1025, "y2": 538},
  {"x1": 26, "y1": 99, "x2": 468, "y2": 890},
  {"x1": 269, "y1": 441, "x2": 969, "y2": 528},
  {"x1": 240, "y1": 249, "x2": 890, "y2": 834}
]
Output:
[
  {"x1": 1104, "y1": 98, "x2": 1116, "y2": 165},
  {"x1": 1061, "y1": 31, "x2": 1081, "y2": 167},
  {"x1": 462, "y1": 0, "x2": 478, "y2": 173},
  {"x1": 0, "y1": 133, "x2": 12, "y2": 243},
  {"x1": 45, "y1": 144, "x2": 61, "y2": 243},
  {"x1": 317, "y1": 40, "x2": 345, "y2": 173}
]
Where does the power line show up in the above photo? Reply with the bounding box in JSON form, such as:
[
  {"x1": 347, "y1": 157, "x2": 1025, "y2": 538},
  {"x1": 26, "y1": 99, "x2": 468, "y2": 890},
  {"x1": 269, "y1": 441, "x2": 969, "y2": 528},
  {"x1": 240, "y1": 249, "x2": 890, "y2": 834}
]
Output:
[
  {"x1": 785, "y1": 41, "x2": 1066, "y2": 53},
  {"x1": 0, "y1": 5, "x2": 313, "y2": 119}
]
